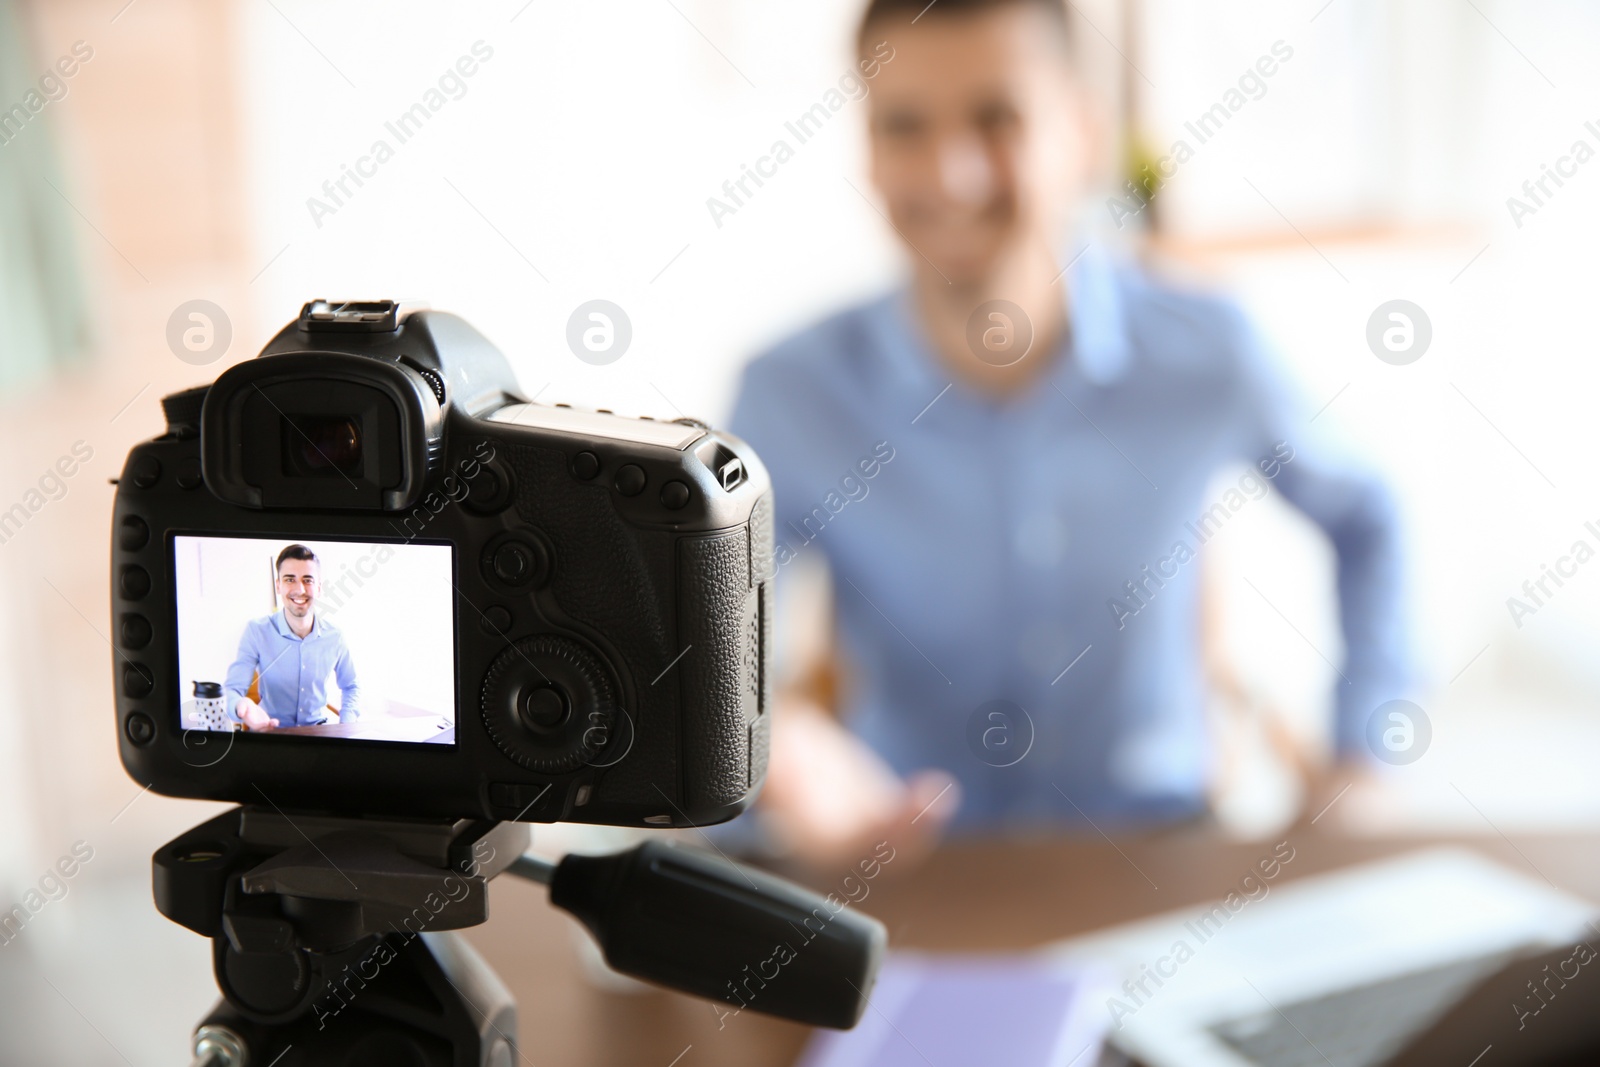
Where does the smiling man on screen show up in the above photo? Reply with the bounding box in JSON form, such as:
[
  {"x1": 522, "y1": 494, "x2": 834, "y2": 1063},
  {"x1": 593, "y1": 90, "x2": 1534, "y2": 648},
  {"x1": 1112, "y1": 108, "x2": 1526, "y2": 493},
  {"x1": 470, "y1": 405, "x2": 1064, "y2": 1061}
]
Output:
[{"x1": 225, "y1": 544, "x2": 361, "y2": 731}]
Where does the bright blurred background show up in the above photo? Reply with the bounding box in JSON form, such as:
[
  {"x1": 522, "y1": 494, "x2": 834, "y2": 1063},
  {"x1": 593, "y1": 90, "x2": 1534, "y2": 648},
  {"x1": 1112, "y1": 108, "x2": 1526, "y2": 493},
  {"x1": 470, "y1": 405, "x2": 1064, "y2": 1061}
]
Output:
[{"x1": 3, "y1": 0, "x2": 1599, "y2": 1061}]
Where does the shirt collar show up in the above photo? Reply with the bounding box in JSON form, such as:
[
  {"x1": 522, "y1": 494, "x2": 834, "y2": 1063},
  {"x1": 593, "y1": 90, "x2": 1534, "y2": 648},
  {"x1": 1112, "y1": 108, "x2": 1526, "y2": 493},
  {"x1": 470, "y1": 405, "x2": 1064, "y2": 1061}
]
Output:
[
  {"x1": 869, "y1": 240, "x2": 1135, "y2": 393},
  {"x1": 1067, "y1": 242, "x2": 1134, "y2": 387},
  {"x1": 271, "y1": 609, "x2": 316, "y2": 640}
]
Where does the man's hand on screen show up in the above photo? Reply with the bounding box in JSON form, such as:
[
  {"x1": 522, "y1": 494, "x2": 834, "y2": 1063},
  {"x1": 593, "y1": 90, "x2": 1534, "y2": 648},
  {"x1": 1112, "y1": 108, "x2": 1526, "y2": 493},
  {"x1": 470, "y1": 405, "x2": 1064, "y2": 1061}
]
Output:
[{"x1": 238, "y1": 699, "x2": 279, "y2": 731}]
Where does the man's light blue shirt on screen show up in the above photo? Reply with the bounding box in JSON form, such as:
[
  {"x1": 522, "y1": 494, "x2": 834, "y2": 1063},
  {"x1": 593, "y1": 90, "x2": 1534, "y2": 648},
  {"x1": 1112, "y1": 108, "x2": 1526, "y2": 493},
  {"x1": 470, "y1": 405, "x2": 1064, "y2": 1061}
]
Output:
[
  {"x1": 224, "y1": 610, "x2": 361, "y2": 727},
  {"x1": 729, "y1": 246, "x2": 1411, "y2": 830}
]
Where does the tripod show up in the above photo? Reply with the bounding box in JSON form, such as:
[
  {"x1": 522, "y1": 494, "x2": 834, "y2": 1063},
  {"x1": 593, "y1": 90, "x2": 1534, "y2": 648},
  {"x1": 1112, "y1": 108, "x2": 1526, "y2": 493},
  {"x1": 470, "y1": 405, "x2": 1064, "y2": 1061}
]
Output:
[{"x1": 160, "y1": 806, "x2": 884, "y2": 1066}]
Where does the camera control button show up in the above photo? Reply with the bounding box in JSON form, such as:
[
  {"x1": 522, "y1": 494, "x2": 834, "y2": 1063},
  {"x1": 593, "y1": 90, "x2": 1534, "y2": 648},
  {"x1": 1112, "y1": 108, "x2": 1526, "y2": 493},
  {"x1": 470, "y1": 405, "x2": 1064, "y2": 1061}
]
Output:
[
  {"x1": 489, "y1": 781, "x2": 556, "y2": 816},
  {"x1": 482, "y1": 534, "x2": 550, "y2": 591},
  {"x1": 615, "y1": 464, "x2": 646, "y2": 497},
  {"x1": 130, "y1": 455, "x2": 162, "y2": 489},
  {"x1": 123, "y1": 663, "x2": 154, "y2": 698},
  {"x1": 480, "y1": 605, "x2": 513, "y2": 635},
  {"x1": 120, "y1": 565, "x2": 152, "y2": 600},
  {"x1": 463, "y1": 465, "x2": 512, "y2": 514},
  {"x1": 176, "y1": 458, "x2": 203, "y2": 490},
  {"x1": 572, "y1": 451, "x2": 601, "y2": 480},
  {"x1": 520, "y1": 683, "x2": 571, "y2": 733},
  {"x1": 125, "y1": 712, "x2": 156, "y2": 745},
  {"x1": 119, "y1": 515, "x2": 149, "y2": 550},
  {"x1": 660, "y1": 481, "x2": 691, "y2": 510},
  {"x1": 493, "y1": 543, "x2": 534, "y2": 585},
  {"x1": 120, "y1": 613, "x2": 152, "y2": 649}
]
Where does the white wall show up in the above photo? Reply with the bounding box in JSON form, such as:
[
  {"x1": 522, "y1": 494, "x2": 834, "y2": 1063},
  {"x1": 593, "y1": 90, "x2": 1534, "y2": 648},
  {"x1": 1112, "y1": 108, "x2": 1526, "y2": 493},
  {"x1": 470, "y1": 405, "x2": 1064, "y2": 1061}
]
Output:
[{"x1": 236, "y1": 0, "x2": 900, "y2": 426}]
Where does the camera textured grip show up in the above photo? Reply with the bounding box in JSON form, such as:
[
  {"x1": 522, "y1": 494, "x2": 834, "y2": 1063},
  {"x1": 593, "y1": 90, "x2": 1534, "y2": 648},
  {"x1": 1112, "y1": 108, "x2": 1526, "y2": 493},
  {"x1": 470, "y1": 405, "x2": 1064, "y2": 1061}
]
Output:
[
  {"x1": 677, "y1": 517, "x2": 771, "y2": 813},
  {"x1": 748, "y1": 492, "x2": 774, "y2": 785},
  {"x1": 749, "y1": 488, "x2": 776, "y2": 585}
]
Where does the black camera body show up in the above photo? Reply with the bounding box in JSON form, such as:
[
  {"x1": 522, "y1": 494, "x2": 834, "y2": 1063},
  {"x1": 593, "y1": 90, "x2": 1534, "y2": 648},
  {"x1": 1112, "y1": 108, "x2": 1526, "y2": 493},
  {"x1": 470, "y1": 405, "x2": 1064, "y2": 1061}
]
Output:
[{"x1": 112, "y1": 300, "x2": 774, "y2": 827}]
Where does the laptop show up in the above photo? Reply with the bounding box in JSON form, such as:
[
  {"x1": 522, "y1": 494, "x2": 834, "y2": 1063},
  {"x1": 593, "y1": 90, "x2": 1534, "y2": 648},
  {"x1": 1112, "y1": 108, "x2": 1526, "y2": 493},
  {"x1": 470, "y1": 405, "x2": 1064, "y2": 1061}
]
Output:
[{"x1": 1043, "y1": 849, "x2": 1599, "y2": 1067}]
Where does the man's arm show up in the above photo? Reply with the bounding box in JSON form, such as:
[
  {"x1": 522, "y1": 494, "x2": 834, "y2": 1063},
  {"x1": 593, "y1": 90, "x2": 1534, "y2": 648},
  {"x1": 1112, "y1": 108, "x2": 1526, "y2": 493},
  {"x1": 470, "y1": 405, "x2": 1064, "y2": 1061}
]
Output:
[
  {"x1": 223, "y1": 622, "x2": 277, "y2": 730},
  {"x1": 1278, "y1": 461, "x2": 1411, "y2": 756},
  {"x1": 332, "y1": 642, "x2": 360, "y2": 722},
  {"x1": 723, "y1": 352, "x2": 960, "y2": 871},
  {"x1": 223, "y1": 624, "x2": 259, "y2": 722},
  {"x1": 1232, "y1": 311, "x2": 1415, "y2": 758}
]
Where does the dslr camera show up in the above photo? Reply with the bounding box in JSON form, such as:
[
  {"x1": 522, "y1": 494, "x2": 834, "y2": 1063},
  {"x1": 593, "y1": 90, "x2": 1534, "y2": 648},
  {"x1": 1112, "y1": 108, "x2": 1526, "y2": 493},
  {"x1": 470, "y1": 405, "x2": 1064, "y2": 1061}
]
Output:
[{"x1": 112, "y1": 300, "x2": 774, "y2": 827}]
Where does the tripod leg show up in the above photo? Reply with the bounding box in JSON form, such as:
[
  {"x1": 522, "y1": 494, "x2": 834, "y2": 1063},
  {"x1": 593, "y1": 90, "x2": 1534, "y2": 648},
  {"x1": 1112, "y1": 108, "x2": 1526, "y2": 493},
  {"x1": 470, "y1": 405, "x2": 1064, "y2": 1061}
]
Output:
[
  {"x1": 418, "y1": 930, "x2": 519, "y2": 1063},
  {"x1": 193, "y1": 932, "x2": 518, "y2": 1066}
]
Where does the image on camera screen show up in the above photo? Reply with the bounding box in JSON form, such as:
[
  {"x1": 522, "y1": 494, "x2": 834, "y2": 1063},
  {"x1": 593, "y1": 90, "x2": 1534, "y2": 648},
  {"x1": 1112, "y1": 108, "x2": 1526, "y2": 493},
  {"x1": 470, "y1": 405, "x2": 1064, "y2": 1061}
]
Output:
[{"x1": 173, "y1": 534, "x2": 457, "y2": 745}]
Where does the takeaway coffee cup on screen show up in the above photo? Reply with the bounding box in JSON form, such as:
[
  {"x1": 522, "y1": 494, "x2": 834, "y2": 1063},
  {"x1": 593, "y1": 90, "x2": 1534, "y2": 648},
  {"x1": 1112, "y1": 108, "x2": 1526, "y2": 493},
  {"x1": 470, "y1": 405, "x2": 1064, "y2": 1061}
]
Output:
[{"x1": 189, "y1": 681, "x2": 231, "y2": 731}]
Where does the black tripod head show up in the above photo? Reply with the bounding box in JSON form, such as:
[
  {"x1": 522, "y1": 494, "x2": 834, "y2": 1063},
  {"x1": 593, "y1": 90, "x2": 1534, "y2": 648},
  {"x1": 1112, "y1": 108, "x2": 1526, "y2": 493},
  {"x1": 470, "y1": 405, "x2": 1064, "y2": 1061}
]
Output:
[{"x1": 160, "y1": 807, "x2": 885, "y2": 1066}]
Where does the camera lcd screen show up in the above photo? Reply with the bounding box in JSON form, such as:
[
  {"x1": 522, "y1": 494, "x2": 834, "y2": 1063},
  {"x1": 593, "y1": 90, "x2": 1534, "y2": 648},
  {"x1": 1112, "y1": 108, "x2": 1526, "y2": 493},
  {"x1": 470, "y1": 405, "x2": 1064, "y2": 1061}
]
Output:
[{"x1": 172, "y1": 534, "x2": 457, "y2": 745}]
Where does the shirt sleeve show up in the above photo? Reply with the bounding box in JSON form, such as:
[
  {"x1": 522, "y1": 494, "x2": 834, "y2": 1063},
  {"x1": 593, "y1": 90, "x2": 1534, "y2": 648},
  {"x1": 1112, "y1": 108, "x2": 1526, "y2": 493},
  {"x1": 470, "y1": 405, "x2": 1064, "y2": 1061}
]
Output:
[
  {"x1": 729, "y1": 357, "x2": 813, "y2": 547},
  {"x1": 332, "y1": 639, "x2": 361, "y2": 721},
  {"x1": 1230, "y1": 309, "x2": 1417, "y2": 758},
  {"x1": 729, "y1": 353, "x2": 828, "y2": 687},
  {"x1": 223, "y1": 623, "x2": 259, "y2": 723}
]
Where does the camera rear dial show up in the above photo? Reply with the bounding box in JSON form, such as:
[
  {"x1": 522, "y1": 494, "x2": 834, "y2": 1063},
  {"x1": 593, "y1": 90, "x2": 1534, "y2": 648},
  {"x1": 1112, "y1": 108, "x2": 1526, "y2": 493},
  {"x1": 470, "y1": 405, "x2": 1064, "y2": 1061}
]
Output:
[{"x1": 480, "y1": 635, "x2": 617, "y2": 774}]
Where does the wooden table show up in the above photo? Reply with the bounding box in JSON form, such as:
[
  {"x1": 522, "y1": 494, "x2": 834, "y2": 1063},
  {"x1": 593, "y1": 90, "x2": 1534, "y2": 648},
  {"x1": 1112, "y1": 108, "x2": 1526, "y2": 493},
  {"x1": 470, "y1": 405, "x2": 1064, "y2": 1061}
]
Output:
[{"x1": 463, "y1": 826, "x2": 1600, "y2": 1066}]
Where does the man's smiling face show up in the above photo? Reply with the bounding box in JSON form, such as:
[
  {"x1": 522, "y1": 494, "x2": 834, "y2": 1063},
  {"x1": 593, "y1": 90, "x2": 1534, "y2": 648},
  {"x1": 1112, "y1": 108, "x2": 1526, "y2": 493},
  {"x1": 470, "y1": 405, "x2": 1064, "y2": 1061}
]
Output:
[
  {"x1": 863, "y1": 2, "x2": 1093, "y2": 290},
  {"x1": 277, "y1": 559, "x2": 319, "y2": 620}
]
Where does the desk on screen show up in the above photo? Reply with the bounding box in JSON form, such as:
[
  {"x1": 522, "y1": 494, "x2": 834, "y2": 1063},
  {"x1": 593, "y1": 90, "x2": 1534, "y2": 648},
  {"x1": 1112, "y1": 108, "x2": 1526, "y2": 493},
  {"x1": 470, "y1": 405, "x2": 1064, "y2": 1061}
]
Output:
[{"x1": 273, "y1": 716, "x2": 453, "y2": 743}]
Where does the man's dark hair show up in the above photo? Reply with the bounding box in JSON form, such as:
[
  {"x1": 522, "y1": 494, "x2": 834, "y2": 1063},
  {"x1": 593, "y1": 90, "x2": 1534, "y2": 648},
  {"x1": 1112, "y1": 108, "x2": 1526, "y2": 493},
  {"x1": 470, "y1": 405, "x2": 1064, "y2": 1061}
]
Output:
[
  {"x1": 276, "y1": 544, "x2": 319, "y2": 573},
  {"x1": 857, "y1": 0, "x2": 1073, "y2": 53}
]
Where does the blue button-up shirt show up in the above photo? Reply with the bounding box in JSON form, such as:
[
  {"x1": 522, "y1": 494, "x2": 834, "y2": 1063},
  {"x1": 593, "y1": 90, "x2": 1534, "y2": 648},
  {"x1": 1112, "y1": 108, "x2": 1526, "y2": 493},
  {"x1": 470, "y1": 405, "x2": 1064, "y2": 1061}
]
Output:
[
  {"x1": 224, "y1": 610, "x2": 361, "y2": 727},
  {"x1": 729, "y1": 247, "x2": 1410, "y2": 830}
]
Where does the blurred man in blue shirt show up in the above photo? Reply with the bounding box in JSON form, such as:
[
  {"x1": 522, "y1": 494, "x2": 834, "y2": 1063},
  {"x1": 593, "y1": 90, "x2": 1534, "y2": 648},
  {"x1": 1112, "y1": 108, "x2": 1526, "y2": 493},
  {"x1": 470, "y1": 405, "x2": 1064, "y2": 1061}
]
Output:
[
  {"x1": 730, "y1": 0, "x2": 1409, "y2": 865},
  {"x1": 225, "y1": 544, "x2": 361, "y2": 730}
]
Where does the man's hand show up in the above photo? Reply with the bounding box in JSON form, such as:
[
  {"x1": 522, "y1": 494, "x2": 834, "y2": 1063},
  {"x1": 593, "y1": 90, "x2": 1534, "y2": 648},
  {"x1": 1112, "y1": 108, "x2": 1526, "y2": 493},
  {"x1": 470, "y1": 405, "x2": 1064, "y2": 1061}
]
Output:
[
  {"x1": 236, "y1": 698, "x2": 279, "y2": 732},
  {"x1": 1294, "y1": 757, "x2": 1377, "y2": 832},
  {"x1": 760, "y1": 697, "x2": 960, "y2": 874}
]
